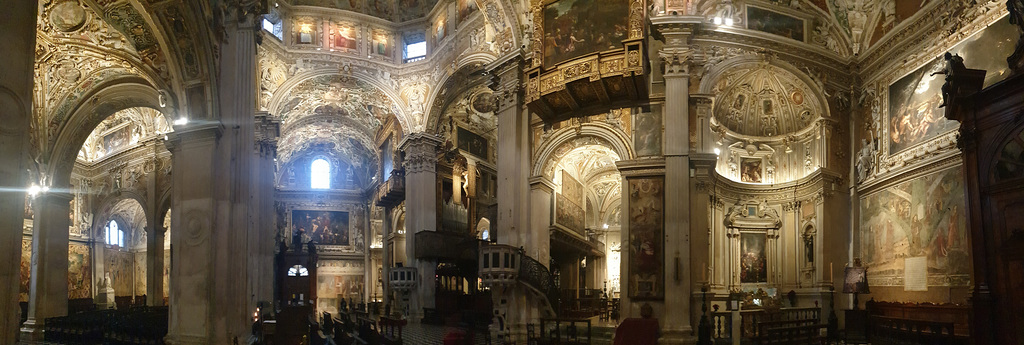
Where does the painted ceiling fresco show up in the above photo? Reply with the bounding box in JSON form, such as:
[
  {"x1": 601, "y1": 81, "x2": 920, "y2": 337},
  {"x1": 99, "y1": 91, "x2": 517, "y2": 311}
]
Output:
[
  {"x1": 712, "y1": 64, "x2": 822, "y2": 138},
  {"x1": 276, "y1": 75, "x2": 398, "y2": 174}
]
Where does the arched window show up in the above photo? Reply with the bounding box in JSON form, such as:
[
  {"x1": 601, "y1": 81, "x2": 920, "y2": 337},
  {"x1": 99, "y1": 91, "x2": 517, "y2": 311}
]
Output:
[
  {"x1": 311, "y1": 158, "x2": 331, "y2": 189},
  {"x1": 105, "y1": 220, "x2": 124, "y2": 247},
  {"x1": 288, "y1": 264, "x2": 309, "y2": 277}
]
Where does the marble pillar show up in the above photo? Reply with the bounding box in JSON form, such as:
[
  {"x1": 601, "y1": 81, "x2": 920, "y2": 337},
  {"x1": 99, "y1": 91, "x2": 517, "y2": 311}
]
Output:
[
  {"x1": 0, "y1": 1, "x2": 37, "y2": 343},
  {"x1": 661, "y1": 44, "x2": 695, "y2": 343},
  {"x1": 652, "y1": 16, "x2": 703, "y2": 342},
  {"x1": 22, "y1": 192, "x2": 73, "y2": 340},
  {"x1": 399, "y1": 133, "x2": 441, "y2": 320}
]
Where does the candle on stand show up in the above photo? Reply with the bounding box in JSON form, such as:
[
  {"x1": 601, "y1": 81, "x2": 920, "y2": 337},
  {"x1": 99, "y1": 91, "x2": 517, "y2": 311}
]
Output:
[{"x1": 829, "y1": 262, "x2": 833, "y2": 281}]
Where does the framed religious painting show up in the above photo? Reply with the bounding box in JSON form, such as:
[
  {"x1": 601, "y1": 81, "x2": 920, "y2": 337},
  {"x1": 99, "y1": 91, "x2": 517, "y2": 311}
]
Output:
[{"x1": 291, "y1": 209, "x2": 351, "y2": 246}]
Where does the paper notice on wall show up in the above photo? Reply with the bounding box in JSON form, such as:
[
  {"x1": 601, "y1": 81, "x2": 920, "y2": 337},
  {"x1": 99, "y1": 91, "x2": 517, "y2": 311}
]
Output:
[{"x1": 904, "y1": 256, "x2": 928, "y2": 291}]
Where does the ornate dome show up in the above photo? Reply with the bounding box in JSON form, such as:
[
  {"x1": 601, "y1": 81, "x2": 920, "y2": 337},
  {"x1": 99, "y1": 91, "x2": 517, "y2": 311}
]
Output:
[{"x1": 712, "y1": 64, "x2": 822, "y2": 138}]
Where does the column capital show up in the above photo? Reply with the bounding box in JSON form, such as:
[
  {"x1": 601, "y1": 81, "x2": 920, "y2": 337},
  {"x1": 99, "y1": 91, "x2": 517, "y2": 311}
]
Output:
[
  {"x1": 488, "y1": 55, "x2": 524, "y2": 113},
  {"x1": 660, "y1": 48, "x2": 694, "y2": 76},
  {"x1": 399, "y1": 133, "x2": 442, "y2": 174}
]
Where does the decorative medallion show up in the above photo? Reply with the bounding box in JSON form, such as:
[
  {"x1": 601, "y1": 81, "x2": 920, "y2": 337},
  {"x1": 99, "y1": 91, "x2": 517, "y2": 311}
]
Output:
[
  {"x1": 49, "y1": 1, "x2": 87, "y2": 32},
  {"x1": 56, "y1": 61, "x2": 82, "y2": 83},
  {"x1": 470, "y1": 91, "x2": 495, "y2": 113}
]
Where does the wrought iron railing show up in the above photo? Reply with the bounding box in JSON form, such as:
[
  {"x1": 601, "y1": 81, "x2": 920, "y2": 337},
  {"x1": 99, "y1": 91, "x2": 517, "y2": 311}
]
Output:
[{"x1": 518, "y1": 249, "x2": 560, "y2": 317}]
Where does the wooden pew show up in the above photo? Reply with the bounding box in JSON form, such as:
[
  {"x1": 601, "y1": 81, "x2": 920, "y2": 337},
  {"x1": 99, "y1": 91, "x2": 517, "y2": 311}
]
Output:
[{"x1": 754, "y1": 319, "x2": 826, "y2": 345}]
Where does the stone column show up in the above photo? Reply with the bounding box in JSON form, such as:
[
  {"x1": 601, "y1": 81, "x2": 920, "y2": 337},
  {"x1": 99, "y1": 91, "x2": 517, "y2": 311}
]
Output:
[
  {"x1": 491, "y1": 57, "x2": 528, "y2": 248},
  {"x1": 0, "y1": 1, "x2": 37, "y2": 342},
  {"x1": 660, "y1": 36, "x2": 697, "y2": 342},
  {"x1": 165, "y1": 125, "x2": 220, "y2": 345},
  {"x1": 399, "y1": 132, "x2": 441, "y2": 321},
  {"x1": 527, "y1": 176, "x2": 554, "y2": 268},
  {"x1": 210, "y1": 4, "x2": 262, "y2": 342},
  {"x1": 21, "y1": 192, "x2": 74, "y2": 340},
  {"x1": 255, "y1": 114, "x2": 280, "y2": 308},
  {"x1": 146, "y1": 226, "x2": 166, "y2": 306},
  {"x1": 146, "y1": 144, "x2": 165, "y2": 306}
]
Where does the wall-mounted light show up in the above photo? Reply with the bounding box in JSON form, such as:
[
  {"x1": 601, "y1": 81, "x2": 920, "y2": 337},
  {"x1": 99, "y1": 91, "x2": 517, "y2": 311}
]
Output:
[
  {"x1": 602, "y1": 223, "x2": 609, "y2": 229},
  {"x1": 713, "y1": 147, "x2": 721, "y2": 155},
  {"x1": 173, "y1": 117, "x2": 188, "y2": 126}
]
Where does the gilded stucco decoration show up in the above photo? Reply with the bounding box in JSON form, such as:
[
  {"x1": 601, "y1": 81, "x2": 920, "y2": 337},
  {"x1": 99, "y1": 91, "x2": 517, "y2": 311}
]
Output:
[
  {"x1": 711, "y1": 63, "x2": 823, "y2": 138},
  {"x1": 435, "y1": 85, "x2": 497, "y2": 161},
  {"x1": 77, "y1": 107, "x2": 172, "y2": 163}
]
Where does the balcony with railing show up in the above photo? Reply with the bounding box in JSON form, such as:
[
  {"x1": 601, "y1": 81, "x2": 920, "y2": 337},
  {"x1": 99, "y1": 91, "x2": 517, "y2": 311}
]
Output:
[
  {"x1": 373, "y1": 169, "x2": 405, "y2": 208},
  {"x1": 389, "y1": 267, "x2": 418, "y2": 291}
]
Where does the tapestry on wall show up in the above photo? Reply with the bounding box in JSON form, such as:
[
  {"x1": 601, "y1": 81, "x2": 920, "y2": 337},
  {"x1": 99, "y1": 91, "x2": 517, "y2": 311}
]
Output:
[
  {"x1": 68, "y1": 243, "x2": 92, "y2": 299},
  {"x1": 859, "y1": 167, "x2": 969, "y2": 288},
  {"x1": 106, "y1": 249, "x2": 133, "y2": 296},
  {"x1": 554, "y1": 170, "x2": 585, "y2": 234},
  {"x1": 542, "y1": 0, "x2": 629, "y2": 67},
  {"x1": 292, "y1": 210, "x2": 351, "y2": 246},
  {"x1": 134, "y1": 252, "x2": 146, "y2": 295},
  {"x1": 316, "y1": 260, "x2": 365, "y2": 315},
  {"x1": 887, "y1": 15, "x2": 1016, "y2": 154},
  {"x1": 555, "y1": 193, "x2": 585, "y2": 235},
  {"x1": 628, "y1": 177, "x2": 664, "y2": 300}
]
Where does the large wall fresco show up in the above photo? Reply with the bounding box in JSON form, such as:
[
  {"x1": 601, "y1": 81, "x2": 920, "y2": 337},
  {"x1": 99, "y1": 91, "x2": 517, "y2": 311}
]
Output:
[
  {"x1": 542, "y1": 0, "x2": 629, "y2": 67},
  {"x1": 860, "y1": 167, "x2": 970, "y2": 288},
  {"x1": 628, "y1": 177, "x2": 664, "y2": 300},
  {"x1": 887, "y1": 16, "x2": 1016, "y2": 154},
  {"x1": 69, "y1": 243, "x2": 92, "y2": 299}
]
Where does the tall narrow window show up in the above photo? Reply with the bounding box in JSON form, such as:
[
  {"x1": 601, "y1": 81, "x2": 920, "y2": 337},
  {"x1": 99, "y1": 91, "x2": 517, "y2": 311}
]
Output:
[
  {"x1": 106, "y1": 220, "x2": 123, "y2": 247},
  {"x1": 311, "y1": 158, "x2": 331, "y2": 189}
]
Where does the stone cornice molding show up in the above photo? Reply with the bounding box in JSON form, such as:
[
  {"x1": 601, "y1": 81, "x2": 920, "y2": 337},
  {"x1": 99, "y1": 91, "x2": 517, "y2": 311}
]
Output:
[
  {"x1": 164, "y1": 123, "x2": 222, "y2": 153},
  {"x1": 528, "y1": 175, "x2": 555, "y2": 193},
  {"x1": 616, "y1": 158, "x2": 666, "y2": 177}
]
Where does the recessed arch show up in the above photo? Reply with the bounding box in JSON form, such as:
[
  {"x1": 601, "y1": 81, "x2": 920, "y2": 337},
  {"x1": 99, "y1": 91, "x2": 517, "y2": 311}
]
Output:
[
  {"x1": 532, "y1": 123, "x2": 634, "y2": 178},
  {"x1": 47, "y1": 80, "x2": 169, "y2": 189}
]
